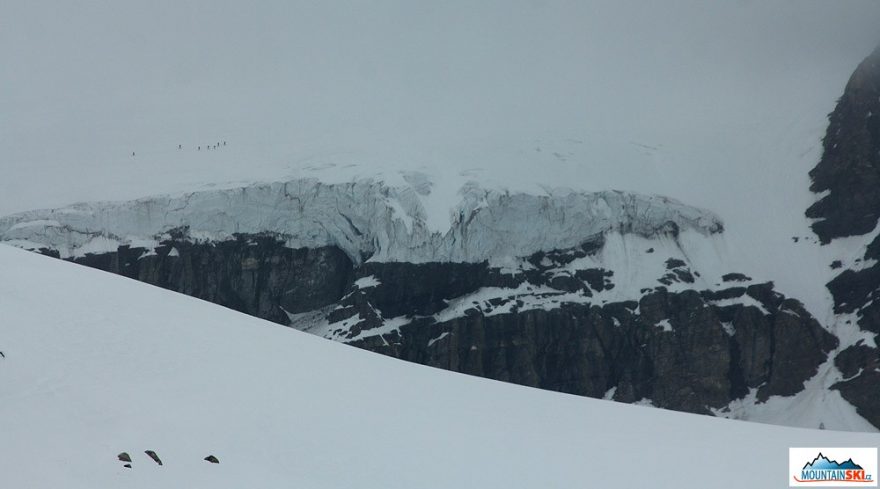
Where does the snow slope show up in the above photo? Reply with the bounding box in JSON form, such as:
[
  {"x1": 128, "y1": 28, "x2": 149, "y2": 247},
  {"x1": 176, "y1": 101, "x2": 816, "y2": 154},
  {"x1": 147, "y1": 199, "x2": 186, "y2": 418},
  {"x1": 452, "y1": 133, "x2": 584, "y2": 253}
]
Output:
[{"x1": 1, "y1": 243, "x2": 879, "y2": 488}]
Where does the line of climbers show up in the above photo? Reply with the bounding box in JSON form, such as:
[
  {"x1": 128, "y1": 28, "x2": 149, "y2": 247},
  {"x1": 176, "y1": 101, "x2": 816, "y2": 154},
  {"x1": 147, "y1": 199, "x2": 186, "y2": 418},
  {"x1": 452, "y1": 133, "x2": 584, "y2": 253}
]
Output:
[{"x1": 131, "y1": 141, "x2": 226, "y2": 157}]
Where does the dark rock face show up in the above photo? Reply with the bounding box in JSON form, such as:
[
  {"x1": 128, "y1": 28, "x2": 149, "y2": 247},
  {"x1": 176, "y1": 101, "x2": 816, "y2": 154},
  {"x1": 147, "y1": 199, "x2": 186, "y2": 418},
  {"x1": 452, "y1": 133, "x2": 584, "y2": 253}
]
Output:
[
  {"x1": 355, "y1": 261, "x2": 493, "y2": 317},
  {"x1": 346, "y1": 283, "x2": 835, "y2": 415},
  {"x1": 833, "y1": 343, "x2": 880, "y2": 427},
  {"x1": 40, "y1": 230, "x2": 838, "y2": 420},
  {"x1": 722, "y1": 273, "x2": 751, "y2": 283},
  {"x1": 824, "y1": 233, "x2": 880, "y2": 344},
  {"x1": 834, "y1": 371, "x2": 880, "y2": 427},
  {"x1": 835, "y1": 343, "x2": 879, "y2": 379},
  {"x1": 803, "y1": 47, "x2": 880, "y2": 427},
  {"x1": 807, "y1": 47, "x2": 880, "y2": 243},
  {"x1": 65, "y1": 233, "x2": 353, "y2": 325},
  {"x1": 320, "y1": 239, "x2": 834, "y2": 416}
]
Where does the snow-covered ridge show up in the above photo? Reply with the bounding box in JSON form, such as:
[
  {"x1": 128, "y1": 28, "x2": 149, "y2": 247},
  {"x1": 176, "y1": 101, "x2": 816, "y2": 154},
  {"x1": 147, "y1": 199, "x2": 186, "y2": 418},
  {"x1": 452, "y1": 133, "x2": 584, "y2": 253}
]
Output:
[{"x1": 0, "y1": 178, "x2": 722, "y2": 264}]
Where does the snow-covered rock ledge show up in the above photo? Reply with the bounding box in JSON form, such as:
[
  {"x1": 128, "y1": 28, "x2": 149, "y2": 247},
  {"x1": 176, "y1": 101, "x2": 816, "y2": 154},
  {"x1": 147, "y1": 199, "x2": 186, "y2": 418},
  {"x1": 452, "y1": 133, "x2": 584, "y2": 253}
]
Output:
[{"x1": 0, "y1": 179, "x2": 723, "y2": 263}]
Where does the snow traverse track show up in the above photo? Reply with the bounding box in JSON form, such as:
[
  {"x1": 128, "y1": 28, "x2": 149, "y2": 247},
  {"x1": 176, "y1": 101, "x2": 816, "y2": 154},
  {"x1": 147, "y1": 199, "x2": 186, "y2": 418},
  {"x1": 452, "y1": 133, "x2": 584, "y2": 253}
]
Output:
[{"x1": 0, "y1": 244, "x2": 878, "y2": 488}]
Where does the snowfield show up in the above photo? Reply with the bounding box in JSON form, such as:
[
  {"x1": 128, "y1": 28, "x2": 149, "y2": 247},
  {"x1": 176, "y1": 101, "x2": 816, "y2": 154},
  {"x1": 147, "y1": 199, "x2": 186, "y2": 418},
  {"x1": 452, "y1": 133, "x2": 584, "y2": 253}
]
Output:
[{"x1": 1, "y1": 244, "x2": 879, "y2": 488}]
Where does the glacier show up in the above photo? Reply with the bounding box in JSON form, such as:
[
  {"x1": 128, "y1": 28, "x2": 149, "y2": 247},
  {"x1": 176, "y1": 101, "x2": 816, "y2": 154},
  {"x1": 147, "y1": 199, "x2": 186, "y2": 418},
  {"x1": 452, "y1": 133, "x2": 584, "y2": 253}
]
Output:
[{"x1": 0, "y1": 178, "x2": 723, "y2": 264}]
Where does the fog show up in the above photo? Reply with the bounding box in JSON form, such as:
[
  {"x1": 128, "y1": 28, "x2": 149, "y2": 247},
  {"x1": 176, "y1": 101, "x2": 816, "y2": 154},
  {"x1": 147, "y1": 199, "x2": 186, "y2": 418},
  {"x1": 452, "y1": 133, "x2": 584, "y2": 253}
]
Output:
[{"x1": 1, "y1": 0, "x2": 879, "y2": 213}]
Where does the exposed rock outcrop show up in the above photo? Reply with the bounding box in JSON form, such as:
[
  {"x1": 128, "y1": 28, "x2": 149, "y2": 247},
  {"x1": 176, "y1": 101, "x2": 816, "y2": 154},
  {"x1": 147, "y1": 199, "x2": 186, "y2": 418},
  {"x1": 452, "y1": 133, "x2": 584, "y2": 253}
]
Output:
[
  {"x1": 807, "y1": 46, "x2": 880, "y2": 243},
  {"x1": 324, "y1": 267, "x2": 836, "y2": 416},
  {"x1": 22, "y1": 227, "x2": 837, "y2": 419},
  {"x1": 144, "y1": 450, "x2": 162, "y2": 466},
  {"x1": 57, "y1": 232, "x2": 352, "y2": 324},
  {"x1": 807, "y1": 46, "x2": 880, "y2": 426}
]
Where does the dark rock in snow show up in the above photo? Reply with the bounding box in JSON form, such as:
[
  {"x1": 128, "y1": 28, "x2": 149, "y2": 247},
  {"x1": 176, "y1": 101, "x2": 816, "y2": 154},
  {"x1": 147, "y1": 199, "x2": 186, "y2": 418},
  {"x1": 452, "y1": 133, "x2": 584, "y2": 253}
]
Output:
[
  {"x1": 349, "y1": 285, "x2": 835, "y2": 415},
  {"x1": 204, "y1": 455, "x2": 220, "y2": 464},
  {"x1": 144, "y1": 450, "x2": 162, "y2": 466},
  {"x1": 804, "y1": 46, "x2": 880, "y2": 427},
  {"x1": 354, "y1": 261, "x2": 491, "y2": 317},
  {"x1": 722, "y1": 273, "x2": 751, "y2": 283},
  {"x1": 70, "y1": 232, "x2": 353, "y2": 325},
  {"x1": 835, "y1": 343, "x2": 878, "y2": 379},
  {"x1": 833, "y1": 370, "x2": 880, "y2": 428},
  {"x1": 117, "y1": 452, "x2": 131, "y2": 463},
  {"x1": 834, "y1": 341, "x2": 879, "y2": 412}
]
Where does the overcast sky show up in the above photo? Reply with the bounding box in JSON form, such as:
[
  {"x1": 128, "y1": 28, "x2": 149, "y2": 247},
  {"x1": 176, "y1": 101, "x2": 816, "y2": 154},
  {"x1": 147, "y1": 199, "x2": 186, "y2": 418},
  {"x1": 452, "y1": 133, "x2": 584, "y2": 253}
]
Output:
[
  {"x1": 2, "y1": 1, "x2": 878, "y2": 147},
  {"x1": 1, "y1": 0, "x2": 879, "y2": 216}
]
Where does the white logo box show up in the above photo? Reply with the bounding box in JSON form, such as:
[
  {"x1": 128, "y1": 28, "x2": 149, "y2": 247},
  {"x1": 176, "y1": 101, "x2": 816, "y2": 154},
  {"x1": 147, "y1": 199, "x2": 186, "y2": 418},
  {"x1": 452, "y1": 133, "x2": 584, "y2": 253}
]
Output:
[{"x1": 790, "y1": 447, "x2": 878, "y2": 487}]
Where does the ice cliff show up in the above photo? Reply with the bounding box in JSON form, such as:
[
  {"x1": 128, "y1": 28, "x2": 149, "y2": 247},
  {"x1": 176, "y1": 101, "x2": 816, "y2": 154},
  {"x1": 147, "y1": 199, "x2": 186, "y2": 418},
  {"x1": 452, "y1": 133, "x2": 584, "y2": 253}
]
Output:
[{"x1": 0, "y1": 178, "x2": 723, "y2": 264}]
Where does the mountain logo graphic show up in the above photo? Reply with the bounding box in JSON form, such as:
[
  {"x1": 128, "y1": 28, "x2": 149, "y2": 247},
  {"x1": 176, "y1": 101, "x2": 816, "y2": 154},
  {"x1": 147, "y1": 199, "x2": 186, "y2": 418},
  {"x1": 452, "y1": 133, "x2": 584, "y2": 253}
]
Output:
[
  {"x1": 795, "y1": 452, "x2": 874, "y2": 484},
  {"x1": 803, "y1": 454, "x2": 864, "y2": 472}
]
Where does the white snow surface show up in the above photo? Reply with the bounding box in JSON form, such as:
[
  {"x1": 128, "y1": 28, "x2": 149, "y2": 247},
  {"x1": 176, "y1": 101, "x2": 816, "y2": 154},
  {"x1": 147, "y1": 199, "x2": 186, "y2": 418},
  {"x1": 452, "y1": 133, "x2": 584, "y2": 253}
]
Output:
[
  {"x1": 353, "y1": 275, "x2": 381, "y2": 289},
  {"x1": 3, "y1": 244, "x2": 880, "y2": 488}
]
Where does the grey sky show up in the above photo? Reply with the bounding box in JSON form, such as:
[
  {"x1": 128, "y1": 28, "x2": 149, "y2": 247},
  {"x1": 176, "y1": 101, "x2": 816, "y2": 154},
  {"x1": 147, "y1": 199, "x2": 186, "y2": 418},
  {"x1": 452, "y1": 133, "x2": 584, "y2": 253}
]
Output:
[
  {"x1": 1, "y1": 0, "x2": 879, "y2": 219},
  {"x1": 3, "y1": 1, "x2": 878, "y2": 148}
]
